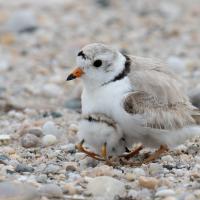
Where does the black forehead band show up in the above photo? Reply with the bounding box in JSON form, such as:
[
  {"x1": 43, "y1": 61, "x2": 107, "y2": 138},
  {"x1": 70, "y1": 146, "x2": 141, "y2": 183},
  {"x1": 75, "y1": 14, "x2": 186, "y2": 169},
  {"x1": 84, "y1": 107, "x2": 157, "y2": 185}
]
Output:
[{"x1": 77, "y1": 51, "x2": 86, "y2": 60}]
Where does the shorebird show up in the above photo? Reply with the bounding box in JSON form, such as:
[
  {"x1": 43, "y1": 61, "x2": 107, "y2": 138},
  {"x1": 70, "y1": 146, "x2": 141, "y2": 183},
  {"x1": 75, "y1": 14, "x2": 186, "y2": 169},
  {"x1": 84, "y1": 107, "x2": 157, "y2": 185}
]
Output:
[{"x1": 67, "y1": 43, "x2": 200, "y2": 163}]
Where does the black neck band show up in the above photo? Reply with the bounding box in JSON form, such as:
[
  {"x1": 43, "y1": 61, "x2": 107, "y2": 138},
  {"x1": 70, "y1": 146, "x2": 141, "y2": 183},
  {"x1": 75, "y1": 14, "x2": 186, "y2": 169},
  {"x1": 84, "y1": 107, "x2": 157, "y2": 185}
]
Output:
[{"x1": 102, "y1": 54, "x2": 131, "y2": 86}]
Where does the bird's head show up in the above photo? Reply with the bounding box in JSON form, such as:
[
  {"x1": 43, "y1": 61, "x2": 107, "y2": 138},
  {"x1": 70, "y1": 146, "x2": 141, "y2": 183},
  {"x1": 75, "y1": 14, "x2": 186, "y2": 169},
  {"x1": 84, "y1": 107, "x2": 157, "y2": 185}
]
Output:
[{"x1": 66, "y1": 43, "x2": 127, "y2": 88}]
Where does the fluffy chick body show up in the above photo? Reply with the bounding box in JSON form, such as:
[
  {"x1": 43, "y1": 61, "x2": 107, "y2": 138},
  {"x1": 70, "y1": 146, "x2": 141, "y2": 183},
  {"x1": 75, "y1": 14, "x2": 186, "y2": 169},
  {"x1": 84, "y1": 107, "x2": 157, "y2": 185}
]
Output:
[{"x1": 78, "y1": 113, "x2": 126, "y2": 156}]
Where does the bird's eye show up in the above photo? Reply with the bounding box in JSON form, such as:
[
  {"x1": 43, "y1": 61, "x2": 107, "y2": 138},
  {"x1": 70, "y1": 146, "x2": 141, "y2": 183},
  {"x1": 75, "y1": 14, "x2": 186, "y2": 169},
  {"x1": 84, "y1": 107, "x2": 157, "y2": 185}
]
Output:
[{"x1": 93, "y1": 59, "x2": 102, "y2": 68}]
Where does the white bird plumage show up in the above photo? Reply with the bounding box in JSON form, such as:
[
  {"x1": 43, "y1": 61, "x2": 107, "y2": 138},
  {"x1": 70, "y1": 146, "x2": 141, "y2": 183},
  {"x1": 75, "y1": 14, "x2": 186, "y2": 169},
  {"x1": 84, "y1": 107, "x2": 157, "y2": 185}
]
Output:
[{"x1": 68, "y1": 43, "x2": 200, "y2": 154}]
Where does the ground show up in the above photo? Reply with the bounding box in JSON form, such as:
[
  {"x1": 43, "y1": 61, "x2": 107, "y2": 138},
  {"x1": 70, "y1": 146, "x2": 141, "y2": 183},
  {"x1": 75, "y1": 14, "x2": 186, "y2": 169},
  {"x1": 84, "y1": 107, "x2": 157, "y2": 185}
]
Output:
[{"x1": 0, "y1": 0, "x2": 200, "y2": 200}]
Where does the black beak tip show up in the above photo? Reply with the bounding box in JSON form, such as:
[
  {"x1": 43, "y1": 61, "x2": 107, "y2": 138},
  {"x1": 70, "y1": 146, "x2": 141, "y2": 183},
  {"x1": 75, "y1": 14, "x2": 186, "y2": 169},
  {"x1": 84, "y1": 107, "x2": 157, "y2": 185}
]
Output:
[{"x1": 66, "y1": 74, "x2": 76, "y2": 81}]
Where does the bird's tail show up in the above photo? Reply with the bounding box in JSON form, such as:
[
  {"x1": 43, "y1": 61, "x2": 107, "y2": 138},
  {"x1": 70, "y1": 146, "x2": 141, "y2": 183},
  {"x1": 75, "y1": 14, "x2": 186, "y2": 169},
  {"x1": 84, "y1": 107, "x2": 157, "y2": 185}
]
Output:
[{"x1": 151, "y1": 125, "x2": 200, "y2": 148}]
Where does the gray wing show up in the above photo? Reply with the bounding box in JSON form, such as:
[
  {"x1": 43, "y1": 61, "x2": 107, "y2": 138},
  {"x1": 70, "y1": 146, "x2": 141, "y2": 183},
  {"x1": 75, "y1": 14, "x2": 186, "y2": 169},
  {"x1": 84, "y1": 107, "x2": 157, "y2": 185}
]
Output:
[{"x1": 123, "y1": 55, "x2": 196, "y2": 130}]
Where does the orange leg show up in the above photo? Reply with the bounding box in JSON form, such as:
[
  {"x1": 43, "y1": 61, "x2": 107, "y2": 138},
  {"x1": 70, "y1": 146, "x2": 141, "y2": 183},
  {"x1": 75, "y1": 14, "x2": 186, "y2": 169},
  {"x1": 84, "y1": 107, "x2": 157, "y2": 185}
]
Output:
[
  {"x1": 75, "y1": 140, "x2": 105, "y2": 161},
  {"x1": 143, "y1": 145, "x2": 169, "y2": 164},
  {"x1": 119, "y1": 145, "x2": 144, "y2": 160}
]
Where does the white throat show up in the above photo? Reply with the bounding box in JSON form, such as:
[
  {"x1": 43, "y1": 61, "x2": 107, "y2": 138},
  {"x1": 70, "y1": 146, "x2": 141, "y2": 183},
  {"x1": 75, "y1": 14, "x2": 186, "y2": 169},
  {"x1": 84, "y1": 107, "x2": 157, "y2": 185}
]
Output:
[{"x1": 82, "y1": 52, "x2": 126, "y2": 91}]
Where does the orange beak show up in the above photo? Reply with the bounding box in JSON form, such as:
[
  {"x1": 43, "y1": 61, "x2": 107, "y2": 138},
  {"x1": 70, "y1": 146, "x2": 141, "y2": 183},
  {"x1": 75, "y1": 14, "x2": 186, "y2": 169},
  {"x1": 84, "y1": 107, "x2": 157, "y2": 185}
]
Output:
[{"x1": 66, "y1": 67, "x2": 84, "y2": 81}]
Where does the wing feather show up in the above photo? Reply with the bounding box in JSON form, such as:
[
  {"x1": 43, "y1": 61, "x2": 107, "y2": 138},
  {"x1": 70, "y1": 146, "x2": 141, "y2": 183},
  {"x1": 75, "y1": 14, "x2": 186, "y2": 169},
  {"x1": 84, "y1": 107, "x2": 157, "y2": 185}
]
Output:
[{"x1": 123, "y1": 55, "x2": 197, "y2": 130}]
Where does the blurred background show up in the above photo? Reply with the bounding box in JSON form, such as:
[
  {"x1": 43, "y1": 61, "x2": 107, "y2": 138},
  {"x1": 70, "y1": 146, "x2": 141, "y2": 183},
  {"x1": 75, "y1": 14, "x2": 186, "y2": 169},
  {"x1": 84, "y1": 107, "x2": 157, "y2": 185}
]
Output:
[
  {"x1": 0, "y1": 0, "x2": 200, "y2": 111},
  {"x1": 0, "y1": 1, "x2": 200, "y2": 199}
]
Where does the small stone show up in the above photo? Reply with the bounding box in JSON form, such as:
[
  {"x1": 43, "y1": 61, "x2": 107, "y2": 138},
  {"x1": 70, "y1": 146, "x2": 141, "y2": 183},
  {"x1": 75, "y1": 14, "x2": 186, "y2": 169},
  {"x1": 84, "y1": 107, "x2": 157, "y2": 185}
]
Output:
[
  {"x1": 156, "y1": 189, "x2": 175, "y2": 197},
  {"x1": 132, "y1": 168, "x2": 146, "y2": 177},
  {"x1": 64, "y1": 98, "x2": 81, "y2": 110},
  {"x1": 15, "y1": 164, "x2": 34, "y2": 173},
  {"x1": 42, "y1": 121, "x2": 59, "y2": 136},
  {"x1": 125, "y1": 173, "x2": 136, "y2": 181},
  {"x1": 138, "y1": 176, "x2": 159, "y2": 189},
  {"x1": 6, "y1": 10, "x2": 38, "y2": 33},
  {"x1": 43, "y1": 164, "x2": 60, "y2": 174},
  {"x1": 28, "y1": 128, "x2": 43, "y2": 137},
  {"x1": 50, "y1": 111, "x2": 62, "y2": 118},
  {"x1": 64, "y1": 162, "x2": 78, "y2": 171},
  {"x1": 36, "y1": 174, "x2": 47, "y2": 183},
  {"x1": 0, "y1": 134, "x2": 11, "y2": 145},
  {"x1": 148, "y1": 163, "x2": 163, "y2": 176},
  {"x1": 61, "y1": 143, "x2": 76, "y2": 153},
  {"x1": 21, "y1": 133, "x2": 40, "y2": 148},
  {"x1": 39, "y1": 184, "x2": 63, "y2": 198},
  {"x1": 128, "y1": 190, "x2": 138, "y2": 199},
  {"x1": 62, "y1": 183, "x2": 77, "y2": 195},
  {"x1": 0, "y1": 182, "x2": 39, "y2": 200},
  {"x1": 81, "y1": 165, "x2": 113, "y2": 177},
  {"x1": 87, "y1": 176, "x2": 126, "y2": 200},
  {"x1": 42, "y1": 134, "x2": 57, "y2": 147},
  {"x1": 161, "y1": 155, "x2": 174, "y2": 162},
  {"x1": 0, "y1": 146, "x2": 15, "y2": 154},
  {"x1": 42, "y1": 83, "x2": 63, "y2": 97}
]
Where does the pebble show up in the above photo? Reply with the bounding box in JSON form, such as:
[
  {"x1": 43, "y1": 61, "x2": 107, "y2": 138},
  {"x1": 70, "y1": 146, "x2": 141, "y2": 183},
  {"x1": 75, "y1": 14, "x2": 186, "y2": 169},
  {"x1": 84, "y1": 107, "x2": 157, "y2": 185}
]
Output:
[
  {"x1": 125, "y1": 172, "x2": 136, "y2": 181},
  {"x1": 21, "y1": 134, "x2": 40, "y2": 148},
  {"x1": 81, "y1": 165, "x2": 113, "y2": 177},
  {"x1": 42, "y1": 121, "x2": 59, "y2": 136},
  {"x1": 15, "y1": 164, "x2": 34, "y2": 173},
  {"x1": 6, "y1": 10, "x2": 38, "y2": 33},
  {"x1": 64, "y1": 98, "x2": 81, "y2": 110},
  {"x1": 42, "y1": 134, "x2": 57, "y2": 147},
  {"x1": 43, "y1": 164, "x2": 60, "y2": 174},
  {"x1": 0, "y1": 134, "x2": 11, "y2": 145},
  {"x1": 28, "y1": 127, "x2": 44, "y2": 137},
  {"x1": 127, "y1": 189, "x2": 138, "y2": 199},
  {"x1": 0, "y1": 146, "x2": 15, "y2": 154},
  {"x1": 87, "y1": 176, "x2": 126, "y2": 200},
  {"x1": 36, "y1": 174, "x2": 47, "y2": 183},
  {"x1": 148, "y1": 163, "x2": 164, "y2": 176},
  {"x1": 138, "y1": 176, "x2": 159, "y2": 189},
  {"x1": 64, "y1": 162, "x2": 78, "y2": 171},
  {"x1": 132, "y1": 168, "x2": 146, "y2": 177},
  {"x1": 42, "y1": 83, "x2": 63, "y2": 97},
  {"x1": 39, "y1": 184, "x2": 63, "y2": 198},
  {"x1": 0, "y1": 182, "x2": 39, "y2": 200},
  {"x1": 62, "y1": 183, "x2": 77, "y2": 195},
  {"x1": 156, "y1": 189, "x2": 175, "y2": 197},
  {"x1": 61, "y1": 143, "x2": 76, "y2": 153},
  {"x1": 162, "y1": 155, "x2": 174, "y2": 162}
]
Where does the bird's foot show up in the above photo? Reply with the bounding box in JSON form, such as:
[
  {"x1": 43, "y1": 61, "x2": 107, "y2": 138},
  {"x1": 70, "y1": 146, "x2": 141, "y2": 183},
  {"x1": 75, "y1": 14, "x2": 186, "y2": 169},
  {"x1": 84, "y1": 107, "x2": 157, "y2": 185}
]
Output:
[
  {"x1": 75, "y1": 140, "x2": 105, "y2": 161},
  {"x1": 119, "y1": 144, "x2": 144, "y2": 160},
  {"x1": 75, "y1": 140, "x2": 117, "y2": 165},
  {"x1": 142, "y1": 144, "x2": 169, "y2": 164}
]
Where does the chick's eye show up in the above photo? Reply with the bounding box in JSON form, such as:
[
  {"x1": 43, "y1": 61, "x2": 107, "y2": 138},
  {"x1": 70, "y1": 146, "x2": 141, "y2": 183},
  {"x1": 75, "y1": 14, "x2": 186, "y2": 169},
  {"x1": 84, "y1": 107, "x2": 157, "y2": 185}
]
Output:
[{"x1": 93, "y1": 59, "x2": 102, "y2": 68}]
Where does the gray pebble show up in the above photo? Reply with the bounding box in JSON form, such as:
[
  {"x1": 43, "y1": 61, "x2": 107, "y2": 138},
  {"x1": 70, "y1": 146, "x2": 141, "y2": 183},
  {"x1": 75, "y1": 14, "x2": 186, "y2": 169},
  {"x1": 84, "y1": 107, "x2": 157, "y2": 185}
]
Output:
[
  {"x1": 36, "y1": 174, "x2": 47, "y2": 183},
  {"x1": 21, "y1": 134, "x2": 40, "y2": 148},
  {"x1": 43, "y1": 164, "x2": 60, "y2": 174},
  {"x1": 6, "y1": 10, "x2": 38, "y2": 33},
  {"x1": 39, "y1": 184, "x2": 63, "y2": 198},
  {"x1": 28, "y1": 128, "x2": 43, "y2": 137},
  {"x1": 15, "y1": 164, "x2": 34, "y2": 173},
  {"x1": 0, "y1": 182, "x2": 39, "y2": 200}
]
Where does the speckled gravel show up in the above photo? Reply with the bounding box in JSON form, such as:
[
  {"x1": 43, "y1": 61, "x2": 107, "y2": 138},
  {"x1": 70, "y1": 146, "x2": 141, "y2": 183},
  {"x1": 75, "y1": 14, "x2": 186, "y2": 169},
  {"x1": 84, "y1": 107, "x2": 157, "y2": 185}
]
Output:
[{"x1": 0, "y1": 0, "x2": 200, "y2": 200}]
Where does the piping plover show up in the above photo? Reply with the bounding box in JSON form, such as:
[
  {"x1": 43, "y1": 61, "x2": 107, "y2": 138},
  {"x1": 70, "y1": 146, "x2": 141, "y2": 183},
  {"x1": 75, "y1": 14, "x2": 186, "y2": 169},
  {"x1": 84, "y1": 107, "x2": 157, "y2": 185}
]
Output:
[
  {"x1": 77, "y1": 113, "x2": 125, "y2": 157},
  {"x1": 67, "y1": 43, "x2": 200, "y2": 160}
]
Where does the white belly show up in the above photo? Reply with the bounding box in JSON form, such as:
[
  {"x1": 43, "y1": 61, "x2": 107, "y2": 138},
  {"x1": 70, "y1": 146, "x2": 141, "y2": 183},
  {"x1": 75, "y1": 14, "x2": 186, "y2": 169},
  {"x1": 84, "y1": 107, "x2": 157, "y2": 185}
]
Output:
[{"x1": 81, "y1": 78, "x2": 144, "y2": 143}]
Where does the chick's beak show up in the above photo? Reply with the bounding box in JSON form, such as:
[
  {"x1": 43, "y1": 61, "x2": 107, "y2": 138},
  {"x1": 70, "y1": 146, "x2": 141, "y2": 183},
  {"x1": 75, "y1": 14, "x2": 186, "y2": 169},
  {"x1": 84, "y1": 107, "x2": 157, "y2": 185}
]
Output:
[{"x1": 66, "y1": 67, "x2": 84, "y2": 81}]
